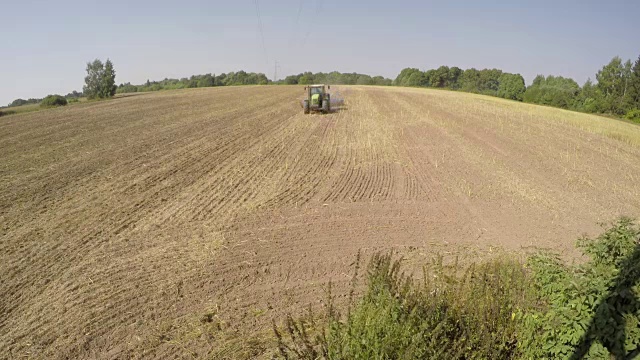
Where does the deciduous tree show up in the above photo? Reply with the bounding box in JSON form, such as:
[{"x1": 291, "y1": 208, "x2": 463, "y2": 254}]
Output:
[
  {"x1": 596, "y1": 56, "x2": 631, "y2": 114},
  {"x1": 102, "y1": 59, "x2": 117, "y2": 98},
  {"x1": 625, "y1": 54, "x2": 640, "y2": 110},
  {"x1": 497, "y1": 73, "x2": 526, "y2": 101},
  {"x1": 83, "y1": 58, "x2": 117, "y2": 99},
  {"x1": 83, "y1": 59, "x2": 104, "y2": 99}
]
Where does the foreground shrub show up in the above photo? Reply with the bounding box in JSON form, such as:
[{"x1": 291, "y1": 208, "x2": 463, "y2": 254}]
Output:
[
  {"x1": 521, "y1": 217, "x2": 640, "y2": 359},
  {"x1": 275, "y1": 253, "x2": 537, "y2": 359},
  {"x1": 625, "y1": 109, "x2": 640, "y2": 123},
  {"x1": 275, "y1": 218, "x2": 640, "y2": 359},
  {"x1": 40, "y1": 94, "x2": 67, "y2": 107}
]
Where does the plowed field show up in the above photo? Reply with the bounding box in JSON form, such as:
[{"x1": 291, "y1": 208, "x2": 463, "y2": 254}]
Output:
[{"x1": 2, "y1": 86, "x2": 640, "y2": 358}]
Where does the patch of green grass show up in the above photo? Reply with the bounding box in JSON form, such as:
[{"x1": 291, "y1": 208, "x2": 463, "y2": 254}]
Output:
[
  {"x1": 0, "y1": 103, "x2": 41, "y2": 117},
  {"x1": 0, "y1": 109, "x2": 17, "y2": 117}
]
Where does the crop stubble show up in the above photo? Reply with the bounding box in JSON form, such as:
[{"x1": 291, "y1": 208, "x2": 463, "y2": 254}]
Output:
[{"x1": 1, "y1": 86, "x2": 640, "y2": 358}]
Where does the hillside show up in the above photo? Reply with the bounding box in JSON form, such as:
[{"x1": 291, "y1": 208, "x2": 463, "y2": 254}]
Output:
[{"x1": 1, "y1": 85, "x2": 640, "y2": 358}]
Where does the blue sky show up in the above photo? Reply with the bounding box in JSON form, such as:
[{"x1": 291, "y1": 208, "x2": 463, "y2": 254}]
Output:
[{"x1": 2, "y1": 0, "x2": 639, "y2": 105}]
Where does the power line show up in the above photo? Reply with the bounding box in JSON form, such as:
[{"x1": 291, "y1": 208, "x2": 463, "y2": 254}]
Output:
[
  {"x1": 254, "y1": 0, "x2": 269, "y2": 70},
  {"x1": 288, "y1": 0, "x2": 304, "y2": 49},
  {"x1": 295, "y1": 0, "x2": 304, "y2": 25},
  {"x1": 300, "y1": 0, "x2": 322, "y2": 49}
]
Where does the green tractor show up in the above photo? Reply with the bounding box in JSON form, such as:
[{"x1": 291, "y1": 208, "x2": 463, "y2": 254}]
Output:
[{"x1": 303, "y1": 84, "x2": 331, "y2": 114}]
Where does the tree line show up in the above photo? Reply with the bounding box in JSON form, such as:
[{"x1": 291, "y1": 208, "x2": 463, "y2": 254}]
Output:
[
  {"x1": 6, "y1": 54, "x2": 640, "y2": 123},
  {"x1": 278, "y1": 71, "x2": 393, "y2": 86},
  {"x1": 7, "y1": 90, "x2": 82, "y2": 108},
  {"x1": 116, "y1": 71, "x2": 270, "y2": 94},
  {"x1": 395, "y1": 67, "x2": 526, "y2": 100},
  {"x1": 114, "y1": 71, "x2": 393, "y2": 94},
  {"x1": 395, "y1": 54, "x2": 640, "y2": 122},
  {"x1": 5, "y1": 58, "x2": 115, "y2": 107},
  {"x1": 7, "y1": 98, "x2": 42, "y2": 107}
]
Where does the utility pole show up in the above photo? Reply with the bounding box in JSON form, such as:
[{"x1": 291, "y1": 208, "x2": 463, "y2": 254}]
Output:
[{"x1": 274, "y1": 60, "x2": 280, "y2": 83}]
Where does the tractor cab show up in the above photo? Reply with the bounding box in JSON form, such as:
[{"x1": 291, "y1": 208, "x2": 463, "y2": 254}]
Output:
[
  {"x1": 303, "y1": 84, "x2": 331, "y2": 114},
  {"x1": 310, "y1": 85, "x2": 324, "y2": 95}
]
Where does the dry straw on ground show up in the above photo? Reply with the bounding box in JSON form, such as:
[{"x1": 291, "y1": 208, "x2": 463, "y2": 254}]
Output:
[{"x1": 1, "y1": 85, "x2": 639, "y2": 358}]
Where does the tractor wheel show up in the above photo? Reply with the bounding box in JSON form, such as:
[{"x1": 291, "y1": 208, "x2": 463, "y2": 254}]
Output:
[
  {"x1": 322, "y1": 94, "x2": 330, "y2": 114},
  {"x1": 303, "y1": 100, "x2": 310, "y2": 114}
]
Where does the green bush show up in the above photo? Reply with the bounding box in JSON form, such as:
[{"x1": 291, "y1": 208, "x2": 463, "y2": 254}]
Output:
[
  {"x1": 8, "y1": 98, "x2": 40, "y2": 107},
  {"x1": 116, "y1": 83, "x2": 138, "y2": 94},
  {"x1": 275, "y1": 253, "x2": 538, "y2": 359},
  {"x1": 580, "y1": 97, "x2": 601, "y2": 113},
  {"x1": 521, "y1": 217, "x2": 640, "y2": 359},
  {"x1": 40, "y1": 94, "x2": 67, "y2": 107},
  {"x1": 274, "y1": 218, "x2": 640, "y2": 359},
  {"x1": 497, "y1": 73, "x2": 526, "y2": 101},
  {"x1": 625, "y1": 109, "x2": 640, "y2": 123}
]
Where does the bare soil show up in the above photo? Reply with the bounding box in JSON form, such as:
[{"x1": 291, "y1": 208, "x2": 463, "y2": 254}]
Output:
[{"x1": 1, "y1": 86, "x2": 639, "y2": 358}]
